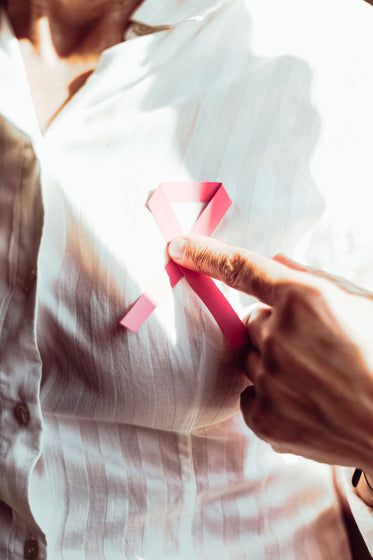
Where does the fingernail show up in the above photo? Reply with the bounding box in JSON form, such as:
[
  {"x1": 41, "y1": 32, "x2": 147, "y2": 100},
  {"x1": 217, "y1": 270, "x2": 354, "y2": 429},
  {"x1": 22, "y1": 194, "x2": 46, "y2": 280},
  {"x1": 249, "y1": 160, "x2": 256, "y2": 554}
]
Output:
[{"x1": 168, "y1": 236, "x2": 187, "y2": 260}]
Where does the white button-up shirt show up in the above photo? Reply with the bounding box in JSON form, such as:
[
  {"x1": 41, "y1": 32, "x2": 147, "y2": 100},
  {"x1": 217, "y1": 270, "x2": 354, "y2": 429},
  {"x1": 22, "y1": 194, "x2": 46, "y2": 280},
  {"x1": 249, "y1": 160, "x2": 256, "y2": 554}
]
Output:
[{"x1": 1, "y1": 0, "x2": 373, "y2": 558}]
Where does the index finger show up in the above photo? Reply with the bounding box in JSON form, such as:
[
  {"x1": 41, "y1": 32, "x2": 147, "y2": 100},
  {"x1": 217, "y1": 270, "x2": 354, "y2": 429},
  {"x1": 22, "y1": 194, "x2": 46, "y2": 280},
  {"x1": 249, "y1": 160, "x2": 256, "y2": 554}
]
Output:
[{"x1": 168, "y1": 234, "x2": 301, "y2": 306}]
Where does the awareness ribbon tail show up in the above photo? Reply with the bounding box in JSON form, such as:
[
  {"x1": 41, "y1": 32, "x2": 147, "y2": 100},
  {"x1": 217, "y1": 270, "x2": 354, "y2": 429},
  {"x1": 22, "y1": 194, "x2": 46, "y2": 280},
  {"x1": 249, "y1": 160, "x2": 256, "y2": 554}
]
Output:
[
  {"x1": 179, "y1": 266, "x2": 249, "y2": 348},
  {"x1": 120, "y1": 260, "x2": 182, "y2": 332}
]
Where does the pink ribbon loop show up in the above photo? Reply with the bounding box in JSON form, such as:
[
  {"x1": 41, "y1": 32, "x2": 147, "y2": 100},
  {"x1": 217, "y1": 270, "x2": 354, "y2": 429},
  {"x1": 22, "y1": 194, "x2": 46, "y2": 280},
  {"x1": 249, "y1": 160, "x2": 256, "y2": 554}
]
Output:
[{"x1": 120, "y1": 182, "x2": 249, "y2": 348}]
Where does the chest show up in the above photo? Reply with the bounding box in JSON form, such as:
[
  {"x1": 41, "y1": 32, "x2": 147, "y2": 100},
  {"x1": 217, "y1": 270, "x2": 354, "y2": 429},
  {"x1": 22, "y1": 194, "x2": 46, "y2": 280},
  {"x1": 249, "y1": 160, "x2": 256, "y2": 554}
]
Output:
[{"x1": 35, "y1": 61, "x2": 323, "y2": 430}]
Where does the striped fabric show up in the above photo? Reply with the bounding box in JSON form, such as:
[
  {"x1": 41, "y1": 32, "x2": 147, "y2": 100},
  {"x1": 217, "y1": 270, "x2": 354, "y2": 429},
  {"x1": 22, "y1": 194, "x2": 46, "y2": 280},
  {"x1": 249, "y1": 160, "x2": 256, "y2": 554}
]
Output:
[{"x1": 0, "y1": 0, "x2": 373, "y2": 558}]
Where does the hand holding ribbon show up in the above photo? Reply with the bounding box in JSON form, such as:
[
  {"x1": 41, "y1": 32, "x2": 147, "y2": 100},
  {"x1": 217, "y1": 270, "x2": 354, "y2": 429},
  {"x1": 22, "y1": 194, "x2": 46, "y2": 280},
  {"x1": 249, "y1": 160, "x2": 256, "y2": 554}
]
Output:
[{"x1": 168, "y1": 233, "x2": 373, "y2": 472}]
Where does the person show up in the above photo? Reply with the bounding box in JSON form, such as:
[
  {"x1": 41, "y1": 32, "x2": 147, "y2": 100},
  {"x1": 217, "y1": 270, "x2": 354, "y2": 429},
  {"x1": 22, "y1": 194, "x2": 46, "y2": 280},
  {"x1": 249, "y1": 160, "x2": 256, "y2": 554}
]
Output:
[{"x1": 1, "y1": 0, "x2": 373, "y2": 559}]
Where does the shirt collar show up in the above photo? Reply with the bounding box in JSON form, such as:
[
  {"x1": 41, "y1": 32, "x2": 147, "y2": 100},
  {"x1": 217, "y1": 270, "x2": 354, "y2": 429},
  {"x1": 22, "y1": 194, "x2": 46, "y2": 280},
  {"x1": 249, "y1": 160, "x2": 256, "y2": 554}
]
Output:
[
  {"x1": 0, "y1": 7, "x2": 41, "y2": 142},
  {"x1": 0, "y1": 1, "x2": 232, "y2": 40},
  {"x1": 130, "y1": 0, "x2": 232, "y2": 29}
]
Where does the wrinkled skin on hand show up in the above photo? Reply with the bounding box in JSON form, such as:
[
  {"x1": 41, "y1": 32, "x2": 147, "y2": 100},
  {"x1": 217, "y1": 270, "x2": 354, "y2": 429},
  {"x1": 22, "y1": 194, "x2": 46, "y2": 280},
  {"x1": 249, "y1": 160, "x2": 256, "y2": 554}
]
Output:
[{"x1": 168, "y1": 234, "x2": 373, "y2": 475}]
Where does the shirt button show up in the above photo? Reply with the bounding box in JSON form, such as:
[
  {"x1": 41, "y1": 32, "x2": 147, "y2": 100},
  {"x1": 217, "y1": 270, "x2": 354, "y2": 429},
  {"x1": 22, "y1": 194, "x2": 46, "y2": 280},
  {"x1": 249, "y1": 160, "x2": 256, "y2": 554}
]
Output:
[
  {"x1": 14, "y1": 402, "x2": 31, "y2": 426},
  {"x1": 24, "y1": 269, "x2": 37, "y2": 294},
  {"x1": 24, "y1": 538, "x2": 38, "y2": 559}
]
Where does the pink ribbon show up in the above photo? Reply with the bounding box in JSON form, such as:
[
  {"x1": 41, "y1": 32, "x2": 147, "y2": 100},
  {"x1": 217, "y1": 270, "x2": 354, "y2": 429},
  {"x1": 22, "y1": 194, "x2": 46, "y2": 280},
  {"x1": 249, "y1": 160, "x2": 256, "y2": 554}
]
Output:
[{"x1": 120, "y1": 182, "x2": 249, "y2": 348}]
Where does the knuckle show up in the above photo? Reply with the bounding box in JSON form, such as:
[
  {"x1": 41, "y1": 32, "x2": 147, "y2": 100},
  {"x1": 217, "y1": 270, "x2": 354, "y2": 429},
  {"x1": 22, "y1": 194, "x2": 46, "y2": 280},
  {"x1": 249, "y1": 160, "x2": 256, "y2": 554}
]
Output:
[
  {"x1": 218, "y1": 252, "x2": 247, "y2": 288},
  {"x1": 277, "y1": 283, "x2": 322, "y2": 328}
]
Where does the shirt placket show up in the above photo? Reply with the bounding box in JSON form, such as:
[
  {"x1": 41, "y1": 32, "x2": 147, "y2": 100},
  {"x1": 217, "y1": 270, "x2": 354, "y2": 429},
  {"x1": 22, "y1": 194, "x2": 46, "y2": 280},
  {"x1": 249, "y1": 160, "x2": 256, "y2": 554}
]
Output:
[{"x1": 0, "y1": 116, "x2": 46, "y2": 559}]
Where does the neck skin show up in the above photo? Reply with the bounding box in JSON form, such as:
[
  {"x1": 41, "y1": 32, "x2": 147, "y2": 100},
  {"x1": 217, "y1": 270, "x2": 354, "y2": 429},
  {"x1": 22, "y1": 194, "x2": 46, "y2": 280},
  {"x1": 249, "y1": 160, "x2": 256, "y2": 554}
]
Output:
[
  {"x1": 4, "y1": 0, "x2": 144, "y2": 132},
  {"x1": 6, "y1": 0, "x2": 144, "y2": 59}
]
